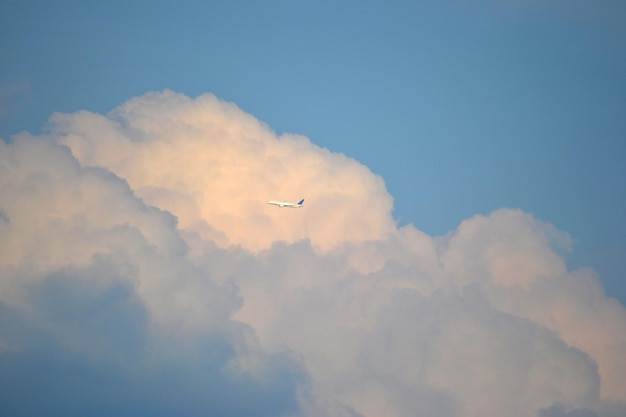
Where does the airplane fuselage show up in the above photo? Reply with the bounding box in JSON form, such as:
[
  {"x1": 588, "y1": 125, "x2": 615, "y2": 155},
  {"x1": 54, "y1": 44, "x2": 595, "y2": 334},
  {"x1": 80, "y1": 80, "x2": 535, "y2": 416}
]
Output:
[{"x1": 267, "y1": 198, "x2": 304, "y2": 208}]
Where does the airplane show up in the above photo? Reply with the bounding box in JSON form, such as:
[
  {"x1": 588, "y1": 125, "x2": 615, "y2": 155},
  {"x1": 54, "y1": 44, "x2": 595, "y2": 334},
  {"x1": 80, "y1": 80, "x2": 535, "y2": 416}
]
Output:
[{"x1": 267, "y1": 198, "x2": 305, "y2": 208}]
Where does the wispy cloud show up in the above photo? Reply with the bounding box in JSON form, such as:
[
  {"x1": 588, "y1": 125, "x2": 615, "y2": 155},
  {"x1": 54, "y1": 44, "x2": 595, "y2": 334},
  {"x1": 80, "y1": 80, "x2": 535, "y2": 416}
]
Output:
[{"x1": 0, "y1": 91, "x2": 624, "y2": 417}]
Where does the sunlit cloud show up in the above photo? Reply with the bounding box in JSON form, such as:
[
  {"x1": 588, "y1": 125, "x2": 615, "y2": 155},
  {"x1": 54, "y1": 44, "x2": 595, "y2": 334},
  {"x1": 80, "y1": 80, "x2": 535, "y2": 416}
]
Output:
[
  {"x1": 1, "y1": 91, "x2": 624, "y2": 417},
  {"x1": 52, "y1": 90, "x2": 396, "y2": 254}
]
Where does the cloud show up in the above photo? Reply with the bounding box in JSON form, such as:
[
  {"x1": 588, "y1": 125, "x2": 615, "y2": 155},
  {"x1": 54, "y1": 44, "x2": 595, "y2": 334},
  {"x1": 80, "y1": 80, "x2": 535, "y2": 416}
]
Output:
[
  {"x1": 0, "y1": 136, "x2": 305, "y2": 417},
  {"x1": 1, "y1": 90, "x2": 625, "y2": 417},
  {"x1": 51, "y1": 90, "x2": 396, "y2": 253}
]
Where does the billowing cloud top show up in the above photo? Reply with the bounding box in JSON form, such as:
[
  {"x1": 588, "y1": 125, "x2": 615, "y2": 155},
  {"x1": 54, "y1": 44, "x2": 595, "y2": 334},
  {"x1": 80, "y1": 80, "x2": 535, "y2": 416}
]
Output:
[
  {"x1": 1, "y1": 91, "x2": 625, "y2": 417},
  {"x1": 52, "y1": 90, "x2": 396, "y2": 253}
]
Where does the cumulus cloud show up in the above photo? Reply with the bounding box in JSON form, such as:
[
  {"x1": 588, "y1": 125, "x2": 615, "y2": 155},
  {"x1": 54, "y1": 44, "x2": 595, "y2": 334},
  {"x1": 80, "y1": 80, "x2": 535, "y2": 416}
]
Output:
[
  {"x1": 52, "y1": 91, "x2": 395, "y2": 253},
  {"x1": 1, "y1": 90, "x2": 625, "y2": 417},
  {"x1": 0, "y1": 135, "x2": 304, "y2": 417}
]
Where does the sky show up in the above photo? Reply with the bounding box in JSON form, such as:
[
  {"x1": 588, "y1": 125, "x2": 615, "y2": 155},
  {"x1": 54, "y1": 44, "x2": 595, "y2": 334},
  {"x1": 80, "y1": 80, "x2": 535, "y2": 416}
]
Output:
[{"x1": 1, "y1": 1, "x2": 625, "y2": 416}]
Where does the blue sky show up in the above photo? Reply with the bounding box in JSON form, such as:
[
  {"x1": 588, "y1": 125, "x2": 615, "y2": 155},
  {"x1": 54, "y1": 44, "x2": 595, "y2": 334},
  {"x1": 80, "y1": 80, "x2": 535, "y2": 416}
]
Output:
[
  {"x1": 1, "y1": 2, "x2": 625, "y2": 301},
  {"x1": 0, "y1": 1, "x2": 626, "y2": 302},
  {"x1": 2, "y1": 2, "x2": 626, "y2": 415},
  {"x1": 1, "y1": 2, "x2": 625, "y2": 289}
]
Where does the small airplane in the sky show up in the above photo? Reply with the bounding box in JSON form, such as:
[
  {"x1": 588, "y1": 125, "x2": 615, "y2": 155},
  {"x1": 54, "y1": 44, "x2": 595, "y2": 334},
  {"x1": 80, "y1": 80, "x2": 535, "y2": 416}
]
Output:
[{"x1": 267, "y1": 198, "x2": 305, "y2": 208}]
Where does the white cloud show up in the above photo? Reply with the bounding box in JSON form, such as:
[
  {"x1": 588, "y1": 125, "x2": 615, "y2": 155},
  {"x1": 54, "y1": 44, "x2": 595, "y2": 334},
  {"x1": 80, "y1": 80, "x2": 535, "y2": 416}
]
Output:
[
  {"x1": 1, "y1": 90, "x2": 625, "y2": 417},
  {"x1": 52, "y1": 90, "x2": 396, "y2": 254}
]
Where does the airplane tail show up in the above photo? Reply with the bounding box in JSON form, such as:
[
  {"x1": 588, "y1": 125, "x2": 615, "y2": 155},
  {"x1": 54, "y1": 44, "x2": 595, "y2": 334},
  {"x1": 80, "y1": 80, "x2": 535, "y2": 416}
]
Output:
[{"x1": 297, "y1": 199, "x2": 304, "y2": 205}]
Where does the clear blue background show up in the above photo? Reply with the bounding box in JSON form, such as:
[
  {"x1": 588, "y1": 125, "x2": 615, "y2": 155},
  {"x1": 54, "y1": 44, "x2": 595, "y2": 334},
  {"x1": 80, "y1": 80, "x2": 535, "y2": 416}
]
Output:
[{"x1": 1, "y1": 0, "x2": 624, "y2": 302}]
